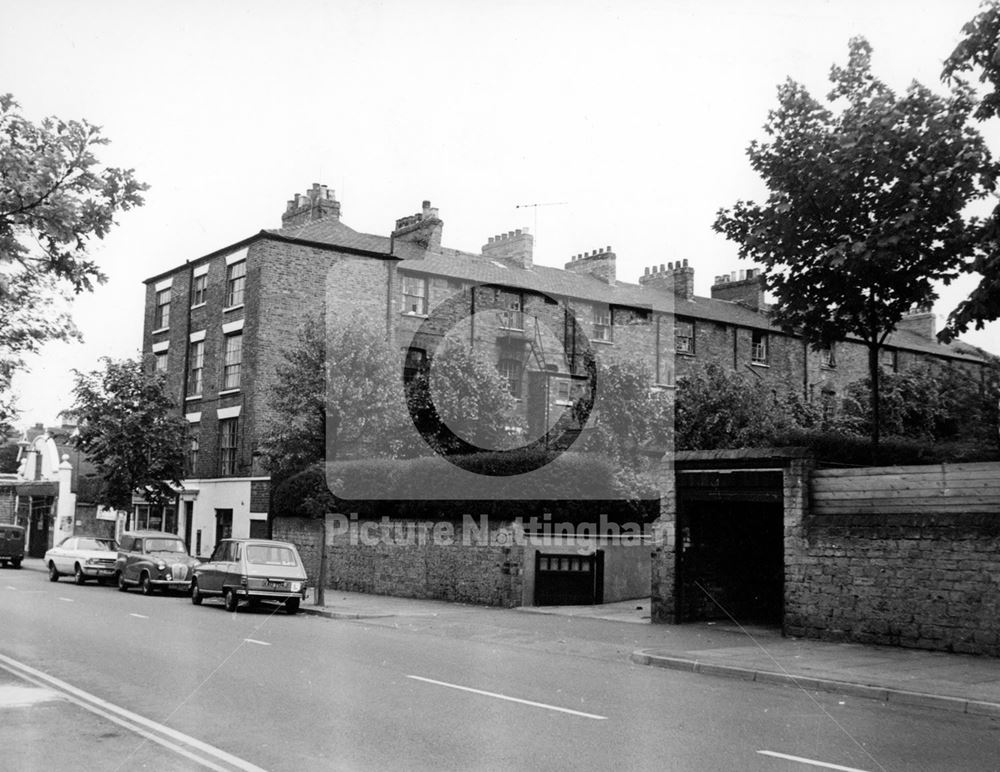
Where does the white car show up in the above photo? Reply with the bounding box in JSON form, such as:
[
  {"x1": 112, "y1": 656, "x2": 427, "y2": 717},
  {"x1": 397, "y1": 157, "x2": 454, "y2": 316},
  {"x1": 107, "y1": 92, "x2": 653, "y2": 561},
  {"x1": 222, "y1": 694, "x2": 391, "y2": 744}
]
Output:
[{"x1": 45, "y1": 536, "x2": 119, "y2": 584}]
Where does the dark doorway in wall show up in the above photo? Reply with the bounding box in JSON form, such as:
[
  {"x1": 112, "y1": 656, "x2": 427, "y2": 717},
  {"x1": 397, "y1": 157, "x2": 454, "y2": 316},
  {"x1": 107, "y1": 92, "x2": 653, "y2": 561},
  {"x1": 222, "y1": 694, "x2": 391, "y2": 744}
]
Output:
[
  {"x1": 676, "y1": 471, "x2": 784, "y2": 626},
  {"x1": 534, "y1": 550, "x2": 604, "y2": 606}
]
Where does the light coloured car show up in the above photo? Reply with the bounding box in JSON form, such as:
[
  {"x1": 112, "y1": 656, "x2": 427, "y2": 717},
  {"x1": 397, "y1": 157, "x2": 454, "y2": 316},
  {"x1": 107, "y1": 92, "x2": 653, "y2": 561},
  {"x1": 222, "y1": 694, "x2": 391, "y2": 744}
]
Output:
[
  {"x1": 45, "y1": 535, "x2": 119, "y2": 584},
  {"x1": 191, "y1": 538, "x2": 307, "y2": 614}
]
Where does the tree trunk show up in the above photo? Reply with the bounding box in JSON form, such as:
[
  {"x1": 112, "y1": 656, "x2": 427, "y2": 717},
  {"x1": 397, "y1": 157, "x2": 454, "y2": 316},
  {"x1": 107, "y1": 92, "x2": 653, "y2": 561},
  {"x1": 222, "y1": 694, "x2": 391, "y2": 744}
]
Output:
[{"x1": 868, "y1": 342, "x2": 881, "y2": 450}]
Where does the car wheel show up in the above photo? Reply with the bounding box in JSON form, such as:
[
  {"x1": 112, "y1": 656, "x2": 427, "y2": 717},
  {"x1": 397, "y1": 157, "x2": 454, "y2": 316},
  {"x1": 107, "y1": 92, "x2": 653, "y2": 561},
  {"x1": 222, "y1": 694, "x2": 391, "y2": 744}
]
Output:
[
  {"x1": 191, "y1": 580, "x2": 203, "y2": 605},
  {"x1": 74, "y1": 564, "x2": 86, "y2": 585},
  {"x1": 285, "y1": 598, "x2": 300, "y2": 615},
  {"x1": 140, "y1": 573, "x2": 154, "y2": 596},
  {"x1": 224, "y1": 588, "x2": 238, "y2": 613},
  {"x1": 48, "y1": 562, "x2": 60, "y2": 582},
  {"x1": 117, "y1": 572, "x2": 128, "y2": 592},
  {"x1": 11, "y1": 558, "x2": 21, "y2": 569}
]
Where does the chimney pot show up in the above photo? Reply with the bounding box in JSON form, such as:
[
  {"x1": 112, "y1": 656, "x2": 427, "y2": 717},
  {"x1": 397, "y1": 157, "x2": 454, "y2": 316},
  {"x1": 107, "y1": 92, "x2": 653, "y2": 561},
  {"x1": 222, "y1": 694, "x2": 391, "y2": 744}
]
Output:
[
  {"x1": 682, "y1": 258, "x2": 688, "y2": 267},
  {"x1": 607, "y1": 245, "x2": 612, "y2": 252},
  {"x1": 644, "y1": 266, "x2": 650, "y2": 276}
]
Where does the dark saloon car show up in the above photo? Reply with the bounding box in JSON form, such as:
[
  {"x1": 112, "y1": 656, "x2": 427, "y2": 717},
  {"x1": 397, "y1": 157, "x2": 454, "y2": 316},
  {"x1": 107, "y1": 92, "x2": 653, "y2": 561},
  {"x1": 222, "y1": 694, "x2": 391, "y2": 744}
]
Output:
[
  {"x1": 116, "y1": 531, "x2": 201, "y2": 594},
  {"x1": 0, "y1": 524, "x2": 24, "y2": 568},
  {"x1": 191, "y1": 538, "x2": 307, "y2": 614}
]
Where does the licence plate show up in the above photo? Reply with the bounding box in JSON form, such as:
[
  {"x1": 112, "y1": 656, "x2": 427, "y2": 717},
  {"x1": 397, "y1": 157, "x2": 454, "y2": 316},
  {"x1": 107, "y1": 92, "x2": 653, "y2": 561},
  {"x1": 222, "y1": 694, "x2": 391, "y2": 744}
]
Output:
[{"x1": 267, "y1": 580, "x2": 286, "y2": 589}]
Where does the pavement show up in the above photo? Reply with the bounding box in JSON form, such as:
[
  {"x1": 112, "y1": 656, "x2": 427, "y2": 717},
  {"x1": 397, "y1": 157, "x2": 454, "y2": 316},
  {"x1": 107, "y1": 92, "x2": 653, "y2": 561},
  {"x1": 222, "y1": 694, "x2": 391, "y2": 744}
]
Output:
[{"x1": 299, "y1": 588, "x2": 1000, "y2": 719}]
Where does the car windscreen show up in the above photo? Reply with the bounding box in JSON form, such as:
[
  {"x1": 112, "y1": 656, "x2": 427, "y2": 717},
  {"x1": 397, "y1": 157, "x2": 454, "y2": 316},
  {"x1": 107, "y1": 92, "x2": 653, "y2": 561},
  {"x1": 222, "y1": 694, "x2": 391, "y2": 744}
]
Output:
[
  {"x1": 145, "y1": 538, "x2": 187, "y2": 553},
  {"x1": 245, "y1": 545, "x2": 298, "y2": 566},
  {"x1": 77, "y1": 538, "x2": 116, "y2": 551}
]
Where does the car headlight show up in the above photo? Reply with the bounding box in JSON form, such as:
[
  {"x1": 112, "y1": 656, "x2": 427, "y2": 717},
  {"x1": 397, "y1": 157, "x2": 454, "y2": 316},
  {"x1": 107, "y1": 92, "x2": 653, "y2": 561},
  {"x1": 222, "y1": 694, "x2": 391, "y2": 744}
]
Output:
[
  {"x1": 290, "y1": 582, "x2": 302, "y2": 592},
  {"x1": 157, "y1": 562, "x2": 166, "y2": 570},
  {"x1": 85, "y1": 558, "x2": 99, "y2": 566}
]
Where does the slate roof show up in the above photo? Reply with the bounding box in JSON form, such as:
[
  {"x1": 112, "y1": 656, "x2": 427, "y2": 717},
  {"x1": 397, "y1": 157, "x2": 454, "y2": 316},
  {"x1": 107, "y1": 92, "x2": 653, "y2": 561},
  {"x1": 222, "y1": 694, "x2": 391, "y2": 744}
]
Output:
[
  {"x1": 265, "y1": 218, "x2": 390, "y2": 254},
  {"x1": 172, "y1": 215, "x2": 985, "y2": 365}
]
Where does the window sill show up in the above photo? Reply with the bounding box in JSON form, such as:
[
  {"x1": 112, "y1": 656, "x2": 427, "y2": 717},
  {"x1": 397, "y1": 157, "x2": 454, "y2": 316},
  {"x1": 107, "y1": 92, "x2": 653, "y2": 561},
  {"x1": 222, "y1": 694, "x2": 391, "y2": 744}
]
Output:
[
  {"x1": 185, "y1": 395, "x2": 202, "y2": 401},
  {"x1": 223, "y1": 304, "x2": 244, "y2": 314},
  {"x1": 401, "y1": 311, "x2": 429, "y2": 318},
  {"x1": 190, "y1": 302, "x2": 207, "y2": 310},
  {"x1": 151, "y1": 327, "x2": 169, "y2": 336},
  {"x1": 592, "y1": 338, "x2": 614, "y2": 346},
  {"x1": 676, "y1": 350, "x2": 696, "y2": 357},
  {"x1": 750, "y1": 361, "x2": 770, "y2": 368},
  {"x1": 653, "y1": 383, "x2": 676, "y2": 390},
  {"x1": 554, "y1": 400, "x2": 574, "y2": 407},
  {"x1": 218, "y1": 388, "x2": 241, "y2": 396}
]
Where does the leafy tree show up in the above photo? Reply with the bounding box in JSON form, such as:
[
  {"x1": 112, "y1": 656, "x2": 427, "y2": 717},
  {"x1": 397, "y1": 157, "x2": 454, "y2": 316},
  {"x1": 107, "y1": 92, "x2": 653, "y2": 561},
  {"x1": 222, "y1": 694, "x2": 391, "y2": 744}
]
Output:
[
  {"x1": 0, "y1": 441, "x2": 19, "y2": 474},
  {"x1": 1, "y1": 95, "x2": 147, "y2": 424},
  {"x1": 68, "y1": 357, "x2": 187, "y2": 512},
  {"x1": 674, "y1": 363, "x2": 819, "y2": 450},
  {"x1": 404, "y1": 340, "x2": 523, "y2": 455},
  {"x1": 576, "y1": 358, "x2": 671, "y2": 499},
  {"x1": 840, "y1": 362, "x2": 1000, "y2": 449},
  {"x1": 939, "y1": 2, "x2": 1000, "y2": 340},
  {"x1": 259, "y1": 315, "x2": 404, "y2": 481},
  {"x1": 714, "y1": 38, "x2": 997, "y2": 445}
]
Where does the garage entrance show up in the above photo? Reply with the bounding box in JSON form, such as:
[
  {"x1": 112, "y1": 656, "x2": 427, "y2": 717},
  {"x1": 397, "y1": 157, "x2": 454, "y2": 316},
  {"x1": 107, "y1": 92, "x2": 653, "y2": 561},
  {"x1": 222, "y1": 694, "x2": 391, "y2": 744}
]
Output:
[
  {"x1": 534, "y1": 551, "x2": 604, "y2": 605},
  {"x1": 676, "y1": 470, "x2": 784, "y2": 625}
]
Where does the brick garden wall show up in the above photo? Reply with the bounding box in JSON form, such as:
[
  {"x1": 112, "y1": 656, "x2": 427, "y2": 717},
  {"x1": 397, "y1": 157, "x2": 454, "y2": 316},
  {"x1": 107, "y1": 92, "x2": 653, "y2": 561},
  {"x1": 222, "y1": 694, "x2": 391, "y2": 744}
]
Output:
[
  {"x1": 273, "y1": 513, "x2": 525, "y2": 607},
  {"x1": 786, "y1": 462, "x2": 1000, "y2": 656}
]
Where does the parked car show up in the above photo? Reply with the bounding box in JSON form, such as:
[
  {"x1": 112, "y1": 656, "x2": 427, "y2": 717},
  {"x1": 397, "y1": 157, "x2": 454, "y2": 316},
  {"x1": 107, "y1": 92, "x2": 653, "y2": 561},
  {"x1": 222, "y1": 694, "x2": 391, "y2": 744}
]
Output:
[
  {"x1": 116, "y1": 531, "x2": 200, "y2": 595},
  {"x1": 191, "y1": 538, "x2": 307, "y2": 614},
  {"x1": 45, "y1": 535, "x2": 118, "y2": 583},
  {"x1": 0, "y1": 524, "x2": 24, "y2": 569}
]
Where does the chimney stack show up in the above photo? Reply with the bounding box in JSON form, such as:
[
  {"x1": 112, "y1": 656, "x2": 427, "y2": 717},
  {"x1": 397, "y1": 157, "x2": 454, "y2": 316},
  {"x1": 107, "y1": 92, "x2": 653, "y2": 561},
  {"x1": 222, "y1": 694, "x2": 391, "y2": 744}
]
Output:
[
  {"x1": 392, "y1": 200, "x2": 443, "y2": 253},
  {"x1": 281, "y1": 183, "x2": 341, "y2": 228},
  {"x1": 564, "y1": 246, "x2": 616, "y2": 285},
  {"x1": 710, "y1": 267, "x2": 765, "y2": 310},
  {"x1": 482, "y1": 228, "x2": 533, "y2": 269},
  {"x1": 897, "y1": 303, "x2": 936, "y2": 340},
  {"x1": 639, "y1": 259, "x2": 694, "y2": 300}
]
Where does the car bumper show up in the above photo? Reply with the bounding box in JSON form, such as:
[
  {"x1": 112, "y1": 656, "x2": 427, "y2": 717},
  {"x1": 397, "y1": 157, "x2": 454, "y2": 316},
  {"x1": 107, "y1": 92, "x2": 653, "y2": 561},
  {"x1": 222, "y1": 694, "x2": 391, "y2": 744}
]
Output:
[
  {"x1": 82, "y1": 566, "x2": 117, "y2": 577},
  {"x1": 151, "y1": 579, "x2": 193, "y2": 590},
  {"x1": 237, "y1": 588, "x2": 306, "y2": 601}
]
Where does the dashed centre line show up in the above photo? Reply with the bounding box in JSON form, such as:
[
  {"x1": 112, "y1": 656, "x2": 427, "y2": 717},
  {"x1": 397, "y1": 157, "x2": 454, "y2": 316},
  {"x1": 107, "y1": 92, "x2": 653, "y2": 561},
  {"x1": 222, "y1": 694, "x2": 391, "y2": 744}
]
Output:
[
  {"x1": 758, "y1": 750, "x2": 874, "y2": 772},
  {"x1": 58, "y1": 597, "x2": 74, "y2": 602},
  {"x1": 243, "y1": 639, "x2": 270, "y2": 646},
  {"x1": 406, "y1": 675, "x2": 607, "y2": 720},
  {"x1": 129, "y1": 613, "x2": 149, "y2": 619}
]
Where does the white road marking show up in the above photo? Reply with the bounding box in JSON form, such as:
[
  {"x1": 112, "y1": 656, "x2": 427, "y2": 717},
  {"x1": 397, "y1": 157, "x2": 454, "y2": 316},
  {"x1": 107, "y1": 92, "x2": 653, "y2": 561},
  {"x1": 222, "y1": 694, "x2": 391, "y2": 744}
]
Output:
[
  {"x1": 0, "y1": 653, "x2": 267, "y2": 772},
  {"x1": 406, "y1": 675, "x2": 607, "y2": 720},
  {"x1": 243, "y1": 639, "x2": 270, "y2": 646},
  {"x1": 130, "y1": 613, "x2": 149, "y2": 619},
  {"x1": 0, "y1": 684, "x2": 60, "y2": 707},
  {"x1": 758, "y1": 750, "x2": 873, "y2": 772},
  {"x1": 5, "y1": 586, "x2": 16, "y2": 590},
  {"x1": 58, "y1": 597, "x2": 74, "y2": 602}
]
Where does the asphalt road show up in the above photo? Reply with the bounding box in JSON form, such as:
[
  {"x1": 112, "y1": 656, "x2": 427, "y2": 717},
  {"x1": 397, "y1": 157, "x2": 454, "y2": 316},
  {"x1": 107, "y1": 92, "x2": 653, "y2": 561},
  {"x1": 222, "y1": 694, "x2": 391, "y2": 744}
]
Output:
[{"x1": 1, "y1": 566, "x2": 997, "y2": 771}]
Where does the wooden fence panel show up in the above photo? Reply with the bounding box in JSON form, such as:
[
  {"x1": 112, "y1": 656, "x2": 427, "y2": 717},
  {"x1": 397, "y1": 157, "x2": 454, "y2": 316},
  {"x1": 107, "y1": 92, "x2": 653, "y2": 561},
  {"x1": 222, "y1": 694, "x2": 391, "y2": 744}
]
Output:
[{"x1": 811, "y1": 462, "x2": 1000, "y2": 515}]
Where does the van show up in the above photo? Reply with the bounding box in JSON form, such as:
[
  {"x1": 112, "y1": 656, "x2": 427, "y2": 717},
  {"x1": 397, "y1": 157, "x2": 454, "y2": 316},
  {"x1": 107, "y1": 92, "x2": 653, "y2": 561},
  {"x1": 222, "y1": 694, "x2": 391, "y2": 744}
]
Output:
[{"x1": 0, "y1": 524, "x2": 25, "y2": 568}]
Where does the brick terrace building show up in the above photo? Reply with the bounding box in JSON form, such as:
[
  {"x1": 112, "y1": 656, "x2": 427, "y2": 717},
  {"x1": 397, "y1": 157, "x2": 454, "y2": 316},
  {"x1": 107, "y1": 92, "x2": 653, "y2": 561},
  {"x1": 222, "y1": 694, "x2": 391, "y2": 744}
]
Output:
[{"x1": 142, "y1": 184, "x2": 987, "y2": 557}]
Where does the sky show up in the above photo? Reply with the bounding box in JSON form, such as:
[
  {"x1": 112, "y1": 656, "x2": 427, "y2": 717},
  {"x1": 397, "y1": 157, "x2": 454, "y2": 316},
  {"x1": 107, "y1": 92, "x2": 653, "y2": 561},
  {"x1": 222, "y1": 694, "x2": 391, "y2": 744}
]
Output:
[{"x1": 3, "y1": 0, "x2": 999, "y2": 428}]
